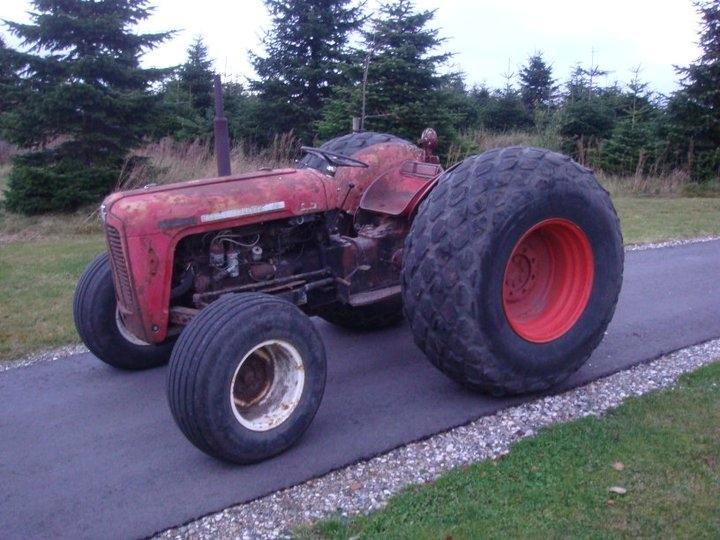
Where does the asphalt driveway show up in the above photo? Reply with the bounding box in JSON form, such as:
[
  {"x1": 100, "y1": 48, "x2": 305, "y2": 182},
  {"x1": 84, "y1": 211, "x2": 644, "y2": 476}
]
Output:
[{"x1": 1, "y1": 240, "x2": 719, "y2": 539}]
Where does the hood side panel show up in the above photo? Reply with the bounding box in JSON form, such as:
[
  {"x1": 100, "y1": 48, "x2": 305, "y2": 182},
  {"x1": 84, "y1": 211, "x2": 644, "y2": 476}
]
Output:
[{"x1": 106, "y1": 168, "x2": 332, "y2": 238}]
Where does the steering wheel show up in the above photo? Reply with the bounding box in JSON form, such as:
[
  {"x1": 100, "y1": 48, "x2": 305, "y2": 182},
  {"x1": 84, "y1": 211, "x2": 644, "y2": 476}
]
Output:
[{"x1": 301, "y1": 146, "x2": 369, "y2": 168}]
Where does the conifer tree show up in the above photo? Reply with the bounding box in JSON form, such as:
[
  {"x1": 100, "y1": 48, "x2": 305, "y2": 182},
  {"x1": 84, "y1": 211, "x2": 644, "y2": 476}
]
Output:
[
  {"x1": 1, "y1": 0, "x2": 172, "y2": 214},
  {"x1": 465, "y1": 84, "x2": 492, "y2": 128},
  {"x1": 250, "y1": 0, "x2": 363, "y2": 144},
  {"x1": 670, "y1": 0, "x2": 720, "y2": 181},
  {"x1": 519, "y1": 52, "x2": 555, "y2": 112},
  {"x1": 318, "y1": 0, "x2": 465, "y2": 146},
  {"x1": 558, "y1": 64, "x2": 614, "y2": 163},
  {"x1": 155, "y1": 36, "x2": 215, "y2": 141},
  {"x1": 600, "y1": 70, "x2": 655, "y2": 175},
  {"x1": 485, "y1": 67, "x2": 533, "y2": 131},
  {"x1": 179, "y1": 36, "x2": 214, "y2": 115},
  {"x1": 0, "y1": 35, "x2": 20, "y2": 115}
]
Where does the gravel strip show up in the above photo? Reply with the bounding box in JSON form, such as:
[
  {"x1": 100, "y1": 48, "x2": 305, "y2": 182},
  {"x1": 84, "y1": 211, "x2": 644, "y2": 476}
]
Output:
[
  {"x1": 156, "y1": 338, "x2": 720, "y2": 540},
  {"x1": 625, "y1": 235, "x2": 720, "y2": 251},
  {"x1": 0, "y1": 343, "x2": 87, "y2": 373}
]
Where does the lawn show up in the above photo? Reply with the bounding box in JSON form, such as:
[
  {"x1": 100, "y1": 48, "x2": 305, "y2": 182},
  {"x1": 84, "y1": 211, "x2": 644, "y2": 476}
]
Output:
[
  {"x1": 614, "y1": 196, "x2": 720, "y2": 244},
  {"x1": 305, "y1": 362, "x2": 720, "y2": 539},
  {"x1": 0, "y1": 196, "x2": 719, "y2": 361},
  {"x1": 0, "y1": 235, "x2": 104, "y2": 360}
]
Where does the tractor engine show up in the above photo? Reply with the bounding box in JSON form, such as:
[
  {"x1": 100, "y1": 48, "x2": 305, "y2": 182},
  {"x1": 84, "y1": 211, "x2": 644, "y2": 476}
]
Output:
[
  {"x1": 168, "y1": 209, "x2": 410, "y2": 324},
  {"x1": 170, "y1": 215, "x2": 328, "y2": 311}
]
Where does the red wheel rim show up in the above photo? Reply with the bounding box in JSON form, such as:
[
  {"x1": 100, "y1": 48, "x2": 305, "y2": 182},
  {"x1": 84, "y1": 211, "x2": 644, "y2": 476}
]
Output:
[{"x1": 502, "y1": 218, "x2": 594, "y2": 343}]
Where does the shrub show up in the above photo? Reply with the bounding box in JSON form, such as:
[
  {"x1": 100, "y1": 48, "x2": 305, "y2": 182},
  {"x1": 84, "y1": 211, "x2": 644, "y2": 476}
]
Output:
[{"x1": 4, "y1": 153, "x2": 116, "y2": 214}]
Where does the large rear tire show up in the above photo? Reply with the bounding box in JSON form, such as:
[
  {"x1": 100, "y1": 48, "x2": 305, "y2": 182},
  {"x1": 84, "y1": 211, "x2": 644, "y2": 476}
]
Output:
[
  {"x1": 73, "y1": 253, "x2": 175, "y2": 370},
  {"x1": 167, "y1": 293, "x2": 326, "y2": 463},
  {"x1": 402, "y1": 147, "x2": 623, "y2": 395},
  {"x1": 299, "y1": 131, "x2": 408, "y2": 172}
]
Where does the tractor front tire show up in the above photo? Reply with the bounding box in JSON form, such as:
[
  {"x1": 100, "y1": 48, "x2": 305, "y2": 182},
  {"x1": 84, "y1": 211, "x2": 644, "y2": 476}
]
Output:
[
  {"x1": 73, "y1": 253, "x2": 175, "y2": 370},
  {"x1": 316, "y1": 296, "x2": 403, "y2": 330},
  {"x1": 167, "y1": 293, "x2": 326, "y2": 463},
  {"x1": 402, "y1": 147, "x2": 623, "y2": 395}
]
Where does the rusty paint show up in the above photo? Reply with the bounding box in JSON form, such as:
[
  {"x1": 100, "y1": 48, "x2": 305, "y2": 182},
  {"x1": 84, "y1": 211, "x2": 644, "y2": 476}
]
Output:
[
  {"x1": 333, "y1": 142, "x2": 424, "y2": 213},
  {"x1": 169, "y1": 306, "x2": 199, "y2": 325},
  {"x1": 359, "y1": 160, "x2": 442, "y2": 216}
]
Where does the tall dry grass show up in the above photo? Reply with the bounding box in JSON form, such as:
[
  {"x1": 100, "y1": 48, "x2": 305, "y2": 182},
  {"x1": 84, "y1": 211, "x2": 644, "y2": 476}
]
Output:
[
  {"x1": 466, "y1": 128, "x2": 562, "y2": 154},
  {"x1": 0, "y1": 140, "x2": 17, "y2": 165},
  {"x1": 446, "y1": 128, "x2": 563, "y2": 166},
  {"x1": 597, "y1": 170, "x2": 697, "y2": 197},
  {"x1": 446, "y1": 129, "x2": 714, "y2": 197},
  {"x1": 117, "y1": 133, "x2": 299, "y2": 190}
]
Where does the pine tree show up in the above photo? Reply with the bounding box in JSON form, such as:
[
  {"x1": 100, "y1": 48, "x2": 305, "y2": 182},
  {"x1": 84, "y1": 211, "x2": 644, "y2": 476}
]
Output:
[
  {"x1": 600, "y1": 117, "x2": 652, "y2": 175},
  {"x1": 558, "y1": 64, "x2": 614, "y2": 164},
  {"x1": 154, "y1": 36, "x2": 215, "y2": 141},
  {"x1": 601, "y1": 68, "x2": 658, "y2": 176},
  {"x1": 250, "y1": 0, "x2": 363, "y2": 144},
  {"x1": 0, "y1": 35, "x2": 20, "y2": 115},
  {"x1": 318, "y1": 0, "x2": 466, "y2": 147},
  {"x1": 223, "y1": 81, "x2": 263, "y2": 144},
  {"x1": 1, "y1": 0, "x2": 172, "y2": 214},
  {"x1": 565, "y1": 65, "x2": 590, "y2": 102},
  {"x1": 484, "y1": 66, "x2": 533, "y2": 131},
  {"x1": 519, "y1": 52, "x2": 556, "y2": 112},
  {"x1": 178, "y1": 36, "x2": 214, "y2": 115},
  {"x1": 485, "y1": 89, "x2": 533, "y2": 132},
  {"x1": 625, "y1": 68, "x2": 653, "y2": 125},
  {"x1": 670, "y1": 0, "x2": 720, "y2": 181},
  {"x1": 461, "y1": 84, "x2": 489, "y2": 128}
]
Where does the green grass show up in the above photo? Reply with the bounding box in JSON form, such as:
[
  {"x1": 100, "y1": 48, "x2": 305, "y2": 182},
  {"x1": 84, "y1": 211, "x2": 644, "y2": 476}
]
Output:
[
  {"x1": 0, "y1": 235, "x2": 104, "y2": 360},
  {"x1": 0, "y1": 166, "x2": 105, "y2": 359},
  {"x1": 0, "y1": 195, "x2": 718, "y2": 361},
  {"x1": 305, "y1": 362, "x2": 720, "y2": 539},
  {"x1": 614, "y1": 197, "x2": 720, "y2": 244}
]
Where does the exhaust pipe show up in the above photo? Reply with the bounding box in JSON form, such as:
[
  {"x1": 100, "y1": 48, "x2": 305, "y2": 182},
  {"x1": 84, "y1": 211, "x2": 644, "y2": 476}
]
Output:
[{"x1": 213, "y1": 74, "x2": 231, "y2": 177}]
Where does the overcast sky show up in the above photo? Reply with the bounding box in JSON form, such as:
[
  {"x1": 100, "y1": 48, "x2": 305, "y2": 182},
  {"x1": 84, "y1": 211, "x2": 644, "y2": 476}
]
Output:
[{"x1": 2, "y1": 0, "x2": 704, "y2": 95}]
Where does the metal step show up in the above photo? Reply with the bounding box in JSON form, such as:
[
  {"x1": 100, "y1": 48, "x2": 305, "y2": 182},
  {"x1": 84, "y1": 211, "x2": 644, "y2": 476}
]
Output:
[{"x1": 348, "y1": 285, "x2": 401, "y2": 307}]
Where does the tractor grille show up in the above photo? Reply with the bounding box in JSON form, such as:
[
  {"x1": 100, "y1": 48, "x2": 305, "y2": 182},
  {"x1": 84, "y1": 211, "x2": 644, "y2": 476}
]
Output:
[{"x1": 105, "y1": 225, "x2": 135, "y2": 309}]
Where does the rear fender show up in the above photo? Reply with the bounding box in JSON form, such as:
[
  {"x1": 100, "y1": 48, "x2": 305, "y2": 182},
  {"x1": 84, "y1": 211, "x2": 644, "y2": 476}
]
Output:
[
  {"x1": 333, "y1": 142, "x2": 424, "y2": 214},
  {"x1": 358, "y1": 160, "x2": 443, "y2": 217},
  {"x1": 402, "y1": 161, "x2": 464, "y2": 218}
]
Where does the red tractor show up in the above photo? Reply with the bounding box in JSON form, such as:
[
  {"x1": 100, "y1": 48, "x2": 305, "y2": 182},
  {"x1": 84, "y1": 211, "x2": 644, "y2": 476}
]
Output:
[{"x1": 74, "y1": 129, "x2": 623, "y2": 463}]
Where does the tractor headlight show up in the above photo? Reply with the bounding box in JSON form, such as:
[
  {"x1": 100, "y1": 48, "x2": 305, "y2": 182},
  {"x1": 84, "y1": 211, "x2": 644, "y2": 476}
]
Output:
[{"x1": 99, "y1": 203, "x2": 108, "y2": 223}]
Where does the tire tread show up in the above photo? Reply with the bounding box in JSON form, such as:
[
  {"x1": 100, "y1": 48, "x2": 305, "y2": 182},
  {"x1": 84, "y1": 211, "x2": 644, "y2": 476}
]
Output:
[{"x1": 402, "y1": 146, "x2": 623, "y2": 395}]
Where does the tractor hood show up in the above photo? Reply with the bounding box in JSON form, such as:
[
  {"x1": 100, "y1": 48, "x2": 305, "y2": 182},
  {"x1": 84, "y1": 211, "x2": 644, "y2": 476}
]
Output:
[{"x1": 102, "y1": 167, "x2": 332, "y2": 238}]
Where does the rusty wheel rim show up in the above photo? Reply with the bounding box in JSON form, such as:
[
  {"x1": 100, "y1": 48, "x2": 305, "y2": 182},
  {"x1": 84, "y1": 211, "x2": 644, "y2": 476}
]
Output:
[
  {"x1": 502, "y1": 218, "x2": 594, "y2": 343},
  {"x1": 230, "y1": 340, "x2": 305, "y2": 432}
]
